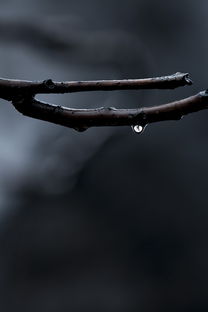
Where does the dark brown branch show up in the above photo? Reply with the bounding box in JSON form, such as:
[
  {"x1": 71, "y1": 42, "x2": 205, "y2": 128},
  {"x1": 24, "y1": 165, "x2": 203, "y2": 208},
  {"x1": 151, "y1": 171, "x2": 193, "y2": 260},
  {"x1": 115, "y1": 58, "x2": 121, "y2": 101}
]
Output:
[
  {"x1": 0, "y1": 72, "x2": 191, "y2": 102},
  {"x1": 12, "y1": 90, "x2": 208, "y2": 132},
  {"x1": 1, "y1": 71, "x2": 204, "y2": 132}
]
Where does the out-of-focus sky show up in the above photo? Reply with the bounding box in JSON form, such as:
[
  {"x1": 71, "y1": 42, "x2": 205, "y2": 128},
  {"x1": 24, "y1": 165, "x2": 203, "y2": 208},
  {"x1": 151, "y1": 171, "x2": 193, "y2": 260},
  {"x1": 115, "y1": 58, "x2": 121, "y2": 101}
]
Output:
[{"x1": 0, "y1": 1, "x2": 208, "y2": 311}]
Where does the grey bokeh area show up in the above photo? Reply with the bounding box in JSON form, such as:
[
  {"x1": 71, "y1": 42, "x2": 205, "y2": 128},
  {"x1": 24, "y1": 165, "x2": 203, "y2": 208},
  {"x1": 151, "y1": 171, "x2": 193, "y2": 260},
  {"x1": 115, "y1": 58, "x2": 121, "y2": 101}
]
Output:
[{"x1": 0, "y1": 1, "x2": 208, "y2": 311}]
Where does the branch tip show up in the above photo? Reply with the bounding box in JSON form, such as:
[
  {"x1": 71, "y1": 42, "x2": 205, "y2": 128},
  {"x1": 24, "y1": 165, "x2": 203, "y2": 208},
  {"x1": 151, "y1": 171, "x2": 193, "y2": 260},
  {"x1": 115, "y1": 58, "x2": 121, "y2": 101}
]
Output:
[
  {"x1": 199, "y1": 90, "x2": 208, "y2": 97},
  {"x1": 183, "y1": 73, "x2": 193, "y2": 85}
]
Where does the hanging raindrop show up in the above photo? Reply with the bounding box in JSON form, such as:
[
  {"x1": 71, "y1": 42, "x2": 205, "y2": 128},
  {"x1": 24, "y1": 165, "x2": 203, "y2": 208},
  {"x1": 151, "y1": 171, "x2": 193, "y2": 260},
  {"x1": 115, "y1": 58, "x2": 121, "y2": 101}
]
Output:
[{"x1": 131, "y1": 124, "x2": 146, "y2": 134}]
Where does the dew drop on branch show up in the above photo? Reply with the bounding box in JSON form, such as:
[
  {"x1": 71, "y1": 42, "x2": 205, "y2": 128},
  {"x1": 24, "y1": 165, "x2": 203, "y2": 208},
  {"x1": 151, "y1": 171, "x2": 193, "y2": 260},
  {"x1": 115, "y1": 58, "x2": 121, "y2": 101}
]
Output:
[{"x1": 131, "y1": 124, "x2": 146, "y2": 134}]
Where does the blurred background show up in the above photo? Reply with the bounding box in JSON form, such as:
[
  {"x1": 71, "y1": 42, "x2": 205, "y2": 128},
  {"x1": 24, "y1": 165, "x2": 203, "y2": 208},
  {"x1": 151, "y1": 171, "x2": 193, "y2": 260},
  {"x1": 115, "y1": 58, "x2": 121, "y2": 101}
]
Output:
[{"x1": 0, "y1": 0, "x2": 208, "y2": 311}]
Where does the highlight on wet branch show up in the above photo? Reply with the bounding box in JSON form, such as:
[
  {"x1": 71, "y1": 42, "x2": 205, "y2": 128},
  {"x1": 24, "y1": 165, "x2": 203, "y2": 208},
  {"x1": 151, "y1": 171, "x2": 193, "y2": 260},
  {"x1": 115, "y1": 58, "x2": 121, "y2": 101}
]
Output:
[{"x1": 0, "y1": 72, "x2": 207, "y2": 133}]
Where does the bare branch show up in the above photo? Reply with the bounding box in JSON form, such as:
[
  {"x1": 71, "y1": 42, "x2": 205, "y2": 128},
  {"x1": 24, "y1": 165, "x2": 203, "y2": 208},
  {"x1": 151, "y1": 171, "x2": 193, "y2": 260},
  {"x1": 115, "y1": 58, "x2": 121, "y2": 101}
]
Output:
[
  {"x1": 1, "y1": 71, "x2": 205, "y2": 133},
  {"x1": 0, "y1": 72, "x2": 191, "y2": 102},
  {"x1": 12, "y1": 90, "x2": 208, "y2": 132}
]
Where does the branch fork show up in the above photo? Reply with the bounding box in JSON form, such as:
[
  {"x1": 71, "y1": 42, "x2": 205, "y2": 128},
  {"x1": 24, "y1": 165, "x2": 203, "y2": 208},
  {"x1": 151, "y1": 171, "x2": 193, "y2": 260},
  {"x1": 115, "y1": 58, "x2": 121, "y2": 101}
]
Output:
[{"x1": 0, "y1": 72, "x2": 207, "y2": 132}]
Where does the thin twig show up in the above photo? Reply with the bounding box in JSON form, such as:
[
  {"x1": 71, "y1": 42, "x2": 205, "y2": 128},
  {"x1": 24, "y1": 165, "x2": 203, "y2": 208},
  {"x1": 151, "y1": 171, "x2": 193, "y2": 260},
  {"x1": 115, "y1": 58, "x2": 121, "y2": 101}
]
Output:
[
  {"x1": 0, "y1": 72, "x2": 191, "y2": 101},
  {"x1": 1, "y1": 72, "x2": 204, "y2": 132},
  {"x1": 12, "y1": 90, "x2": 208, "y2": 132}
]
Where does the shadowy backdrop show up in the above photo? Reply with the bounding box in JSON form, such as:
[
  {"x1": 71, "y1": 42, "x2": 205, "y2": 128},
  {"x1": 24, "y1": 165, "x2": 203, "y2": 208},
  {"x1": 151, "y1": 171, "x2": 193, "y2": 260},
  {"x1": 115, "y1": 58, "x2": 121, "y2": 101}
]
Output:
[{"x1": 0, "y1": 1, "x2": 208, "y2": 311}]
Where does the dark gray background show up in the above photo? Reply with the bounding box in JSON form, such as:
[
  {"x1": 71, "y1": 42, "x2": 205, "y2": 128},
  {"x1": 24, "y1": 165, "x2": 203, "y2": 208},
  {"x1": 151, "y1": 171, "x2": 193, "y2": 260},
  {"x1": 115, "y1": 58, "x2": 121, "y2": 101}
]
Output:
[{"x1": 0, "y1": 0, "x2": 208, "y2": 311}]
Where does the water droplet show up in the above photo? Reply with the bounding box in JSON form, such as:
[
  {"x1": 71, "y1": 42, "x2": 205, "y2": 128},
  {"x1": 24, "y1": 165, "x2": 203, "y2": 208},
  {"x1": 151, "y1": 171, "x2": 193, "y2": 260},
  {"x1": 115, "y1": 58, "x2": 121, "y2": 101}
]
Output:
[{"x1": 131, "y1": 124, "x2": 146, "y2": 134}]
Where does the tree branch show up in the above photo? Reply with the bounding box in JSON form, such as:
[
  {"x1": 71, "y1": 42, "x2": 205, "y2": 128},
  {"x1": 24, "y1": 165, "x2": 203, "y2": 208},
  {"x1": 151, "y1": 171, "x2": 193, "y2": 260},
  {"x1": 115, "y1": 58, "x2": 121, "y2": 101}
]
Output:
[
  {"x1": 11, "y1": 90, "x2": 208, "y2": 132},
  {"x1": 2, "y1": 71, "x2": 206, "y2": 133},
  {"x1": 0, "y1": 72, "x2": 191, "y2": 101}
]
